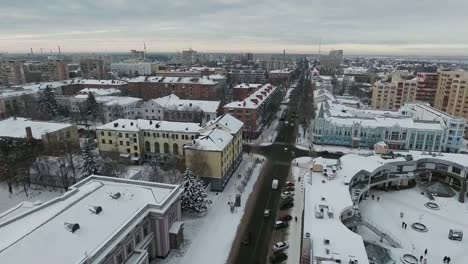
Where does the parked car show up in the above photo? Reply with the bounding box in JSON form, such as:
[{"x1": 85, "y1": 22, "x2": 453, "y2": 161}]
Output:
[
  {"x1": 285, "y1": 186, "x2": 295, "y2": 192},
  {"x1": 281, "y1": 197, "x2": 294, "y2": 205},
  {"x1": 273, "y1": 221, "x2": 288, "y2": 229},
  {"x1": 272, "y1": 179, "x2": 279, "y2": 190},
  {"x1": 285, "y1": 181, "x2": 295, "y2": 187},
  {"x1": 280, "y1": 214, "x2": 292, "y2": 222},
  {"x1": 269, "y1": 252, "x2": 288, "y2": 263},
  {"x1": 280, "y1": 202, "x2": 294, "y2": 210},
  {"x1": 281, "y1": 191, "x2": 294, "y2": 199},
  {"x1": 272, "y1": 241, "x2": 289, "y2": 252}
]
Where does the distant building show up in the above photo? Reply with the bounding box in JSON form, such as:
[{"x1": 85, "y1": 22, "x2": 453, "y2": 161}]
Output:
[
  {"x1": 127, "y1": 76, "x2": 221, "y2": 101},
  {"x1": 181, "y1": 48, "x2": 197, "y2": 66},
  {"x1": 320, "y1": 50, "x2": 343, "y2": 74},
  {"x1": 96, "y1": 119, "x2": 201, "y2": 163},
  {"x1": 416, "y1": 72, "x2": 439, "y2": 105},
  {"x1": 39, "y1": 60, "x2": 69, "y2": 81},
  {"x1": 223, "y1": 84, "x2": 278, "y2": 138},
  {"x1": 111, "y1": 62, "x2": 152, "y2": 77},
  {"x1": 141, "y1": 94, "x2": 220, "y2": 125},
  {"x1": 228, "y1": 70, "x2": 268, "y2": 84},
  {"x1": 56, "y1": 79, "x2": 128, "y2": 96},
  {"x1": 258, "y1": 60, "x2": 293, "y2": 71},
  {"x1": 0, "y1": 175, "x2": 183, "y2": 263},
  {"x1": 0, "y1": 117, "x2": 78, "y2": 145},
  {"x1": 185, "y1": 114, "x2": 244, "y2": 191},
  {"x1": 80, "y1": 58, "x2": 109, "y2": 79},
  {"x1": 0, "y1": 60, "x2": 26, "y2": 86},
  {"x1": 371, "y1": 77, "x2": 417, "y2": 110},
  {"x1": 269, "y1": 68, "x2": 293, "y2": 87},
  {"x1": 0, "y1": 89, "x2": 38, "y2": 119}
]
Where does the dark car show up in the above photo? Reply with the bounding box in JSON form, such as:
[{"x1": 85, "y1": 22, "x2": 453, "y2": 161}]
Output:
[
  {"x1": 280, "y1": 202, "x2": 294, "y2": 210},
  {"x1": 270, "y1": 252, "x2": 288, "y2": 263},
  {"x1": 281, "y1": 197, "x2": 294, "y2": 205},
  {"x1": 273, "y1": 220, "x2": 288, "y2": 230},
  {"x1": 285, "y1": 186, "x2": 295, "y2": 192}
]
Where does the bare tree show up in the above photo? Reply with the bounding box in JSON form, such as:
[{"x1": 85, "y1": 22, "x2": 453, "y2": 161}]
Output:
[{"x1": 99, "y1": 158, "x2": 127, "y2": 178}]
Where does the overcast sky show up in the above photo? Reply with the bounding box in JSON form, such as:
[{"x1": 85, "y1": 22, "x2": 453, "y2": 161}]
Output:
[{"x1": 1, "y1": 0, "x2": 468, "y2": 55}]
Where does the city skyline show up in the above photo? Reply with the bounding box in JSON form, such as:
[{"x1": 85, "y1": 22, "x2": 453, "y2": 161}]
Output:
[{"x1": 2, "y1": 0, "x2": 468, "y2": 55}]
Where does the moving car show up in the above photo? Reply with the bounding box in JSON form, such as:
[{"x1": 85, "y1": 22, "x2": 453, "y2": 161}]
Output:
[
  {"x1": 281, "y1": 191, "x2": 294, "y2": 199},
  {"x1": 273, "y1": 221, "x2": 288, "y2": 229},
  {"x1": 285, "y1": 186, "x2": 295, "y2": 192},
  {"x1": 272, "y1": 241, "x2": 289, "y2": 252},
  {"x1": 285, "y1": 181, "x2": 295, "y2": 187},
  {"x1": 264, "y1": 209, "x2": 271, "y2": 218},
  {"x1": 269, "y1": 252, "x2": 288, "y2": 263},
  {"x1": 281, "y1": 197, "x2": 294, "y2": 205}
]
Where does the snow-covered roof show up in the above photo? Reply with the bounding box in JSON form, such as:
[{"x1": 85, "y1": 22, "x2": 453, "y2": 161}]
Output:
[
  {"x1": 97, "y1": 119, "x2": 202, "y2": 133},
  {"x1": 186, "y1": 128, "x2": 233, "y2": 151},
  {"x1": 127, "y1": 76, "x2": 218, "y2": 85},
  {"x1": 205, "y1": 114, "x2": 244, "y2": 135},
  {"x1": 0, "y1": 89, "x2": 38, "y2": 99},
  {"x1": 15, "y1": 79, "x2": 127, "y2": 92},
  {"x1": 149, "y1": 94, "x2": 220, "y2": 113},
  {"x1": 328, "y1": 116, "x2": 444, "y2": 130},
  {"x1": 0, "y1": 118, "x2": 74, "y2": 139},
  {"x1": 0, "y1": 176, "x2": 182, "y2": 264},
  {"x1": 77, "y1": 88, "x2": 121, "y2": 97},
  {"x1": 224, "y1": 84, "x2": 277, "y2": 110},
  {"x1": 207, "y1": 74, "x2": 226, "y2": 80},
  {"x1": 74, "y1": 95, "x2": 142, "y2": 106},
  {"x1": 269, "y1": 68, "x2": 293, "y2": 74},
  {"x1": 343, "y1": 66, "x2": 369, "y2": 75},
  {"x1": 233, "y1": 83, "x2": 263, "y2": 89}
]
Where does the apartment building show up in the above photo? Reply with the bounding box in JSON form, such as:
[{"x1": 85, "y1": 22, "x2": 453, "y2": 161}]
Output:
[
  {"x1": 314, "y1": 89, "x2": 465, "y2": 152},
  {"x1": 232, "y1": 83, "x2": 263, "y2": 101},
  {"x1": 223, "y1": 84, "x2": 278, "y2": 138},
  {"x1": 435, "y1": 71, "x2": 468, "y2": 123},
  {"x1": 228, "y1": 70, "x2": 267, "y2": 84},
  {"x1": 371, "y1": 78, "x2": 417, "y2": 110},
  {"x1": 268, "y1": 68, "x2": 293, "y2": 87},
  {"x1": 0, "y1": 60, "x2": 26, "y2": 86},
  {"x1": 80, "y1": 58, "x2": 110, "y2": 79},
  {"x1": 127, "y1": 76, "x2": 221, "y2": 101},
  {"x1": 0, "y1": 117, "x2": 79, "y2": 145},
  {"x1": 96, "y1": 119, "x2": 201, "y2": 162},
  {"x1": 0, "y1": 176, "x2": 183, "y2": 264},
  {"x1": 0, "y1": 89, "x2": 38, "y2": 119},
  {"x1": 141, "y1": 94, "x2": 220, "y2": 125},
  {"x1": 111, "y1": 62, "x2": 152, "y2": 76},
  {"x1": 39, "y1": 60, "x2": 69, "y2": 81},
  {"x1": 416, "y1": 72, "x2": 439, "y2": 105},
  {"x1": 185, "y1": 114, "x2": 244, "y2": 191}
]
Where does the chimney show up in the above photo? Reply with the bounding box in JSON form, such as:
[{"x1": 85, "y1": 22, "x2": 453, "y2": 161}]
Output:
[{"x1": 25, "y1": 127, "x2": 33, "y2": 142}]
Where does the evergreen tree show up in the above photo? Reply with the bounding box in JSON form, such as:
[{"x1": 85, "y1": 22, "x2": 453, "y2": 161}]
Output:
[
  {"x1": 181, "y1": 169, "x2": 210, "y2": 214},
  {"x1": 84, "y1": 93, "x2": 100, "y2": 122},
  {"x1": 35, "y1": 86, "x2": 58, "y2": 119},
  {"x1": 79, "y1": 141, "x2": 98, "y2": 177}
]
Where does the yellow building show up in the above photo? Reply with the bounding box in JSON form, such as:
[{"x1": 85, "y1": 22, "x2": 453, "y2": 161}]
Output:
[
  {"x1": 371, "y1": 78, "x2": 417, "y2": 110},
  {"x1": 184, "y1": 114, "x2": 244, "y2": 191},
  {"x1": 435, "y1": 70, "x2": 468, "y2": 121},
  {"x1": 96, "y1": 119, "x2": 201, "y2": 162}
]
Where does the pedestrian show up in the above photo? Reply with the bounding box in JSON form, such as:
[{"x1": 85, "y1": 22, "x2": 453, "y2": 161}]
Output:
[
  {"x1": 295, "y1": 216, "x2": 298, "y2": 222},
  {"x1": 372, "y1": 195, "x2": 375, "y2": 200},
  {"x1": 377, "y1": 196, "x2": 380, "y2": 202},
  {"x1": 404, "y1": 223, "x2": 407, "y2": 229},
  {"x1": 443, "y1": 256, "x2": 447, "y2": 263},
  {"x1": 424, "y1": 248, "x2": 427, "y2": 255},
  {"x1": 401, "y1": 222, "x2": 405, "y2": 228},
  {"x1": 423, "y1": 258, "x2": 427, "y2": 264},
  {"x1": 419, "y1": 255, "x2": 423, "y2": 262},
  {"x1": 447, "y1": 257, "x2": 451, "y2": 264}
]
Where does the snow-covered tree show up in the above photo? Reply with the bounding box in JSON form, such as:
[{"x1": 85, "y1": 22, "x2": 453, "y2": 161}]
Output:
[
  {"x1": 35, "y1": 86, "x2": 58, "y2": 119},
  {"x1": 181, "y1": 169, "x2": 209, "y2": 214},
  {"x1": 79, "y1": 141, "x2": 99, "y2": 177},
  {"x1": 84, "y1": 93, "x2": 100, "y2": 122}
]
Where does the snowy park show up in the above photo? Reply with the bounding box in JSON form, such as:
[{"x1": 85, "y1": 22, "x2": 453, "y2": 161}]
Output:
[
  {"x1": 155, "y1": 153, "x2": 265, "y2": 264},
  {"x1": 358, "y1": 188, "x2": 468, "y2": 264}
]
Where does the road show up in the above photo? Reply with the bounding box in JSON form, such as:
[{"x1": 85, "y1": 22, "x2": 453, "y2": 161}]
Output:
[{"x1": 231, "y1": 59, "x2": 341, "y2": 264}]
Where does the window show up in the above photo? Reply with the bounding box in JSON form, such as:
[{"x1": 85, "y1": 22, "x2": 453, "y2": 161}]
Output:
[
  {"x1": 176, "y1": 134, "x2": 179, "y2": 139},
  {"x1": 143, "y1": 225, "x2": 149, "y2": 236},
  {"x1": 108, "y1": 132, "x2": 111, "y2": 136},
  {"x1": 452, "y1": 167, "x2": 461, "y2": 175},
  {"x1": 120, "y1": 141, "x2": 123, "y2": 146},
  {"x1": 109, "y1": 140, "x2": 113, "y2": 144},
  {"x1": 65, "y1": 131, "x2": 71, "y2": 139},
  {"x1": 145, "y1": 141, "x2": 150, "y2": 152},
  {"x1": 134, "y1": 146, "x2": 138, "y2": 151},
  {"x1": 191, "y1": 135, "x2": 194, "y2": 140},
  {"x1": 164, "y1": 143, "x2": 170, "y2": 154},
  {"x1": 126, "y1": 243, "x2": 133, "y2": 255},
  {"x1": 133, "y1": 138, "x2": 137, "y2": 143},
  {"x1": 116, "y1": 253, "x2": 124, "y2": 264},
  {"x1": 101, "y1": 132, "x2": 104, "y2": 136},
  {"x1": 173, "y1": 143, "x2": 179, "y2": 155},
  {"x1": 125, "y1": 133, "x2": 129, "y2": 138},
  {"x1": 135, "y1": 234, "x2": 141, "y2": 244},
  {"x1": 118, "y1": 133, "x2": 122, "y2": 137},
  {"x1": 127, "y1": 148, "x2": 130, "y2": 153},
  {"x1": 102, "y1": 139, "x2": 106, "y2": 144}
]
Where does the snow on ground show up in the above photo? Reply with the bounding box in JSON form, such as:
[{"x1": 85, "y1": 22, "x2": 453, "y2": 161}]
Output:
[
  {"x1": 282, "y1": 88, "x2": 295, "y2": 104},
  {"x1": 359, "y1": 188, "x2": 468, "y2": 263},
  {"x1": 154, "y1": 153, "x2": 265, "y2": 264},
  {"x1": 0, "y1": 184, "x2": 63, "y2": 215},
  {"x1": 295, "y1": 124, "x2": 312, "y2": 151},
  {"x1": 247, "y1": 104, "x2": 288, "y2": 146}
]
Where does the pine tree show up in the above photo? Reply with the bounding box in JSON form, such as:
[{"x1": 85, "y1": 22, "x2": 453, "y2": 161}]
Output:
[
  {"x1": 36, "y1": 85, "x2": 58, "y2": 119},
  {"x1": 79, "y1": 141, "x2": 98, "y2": 177},
  {"x1": 84, "y1": 93, "x2": 100, "y2": 122},
  {"x1": 181, "y1": 169, "x2": 210, "y2": 214}
]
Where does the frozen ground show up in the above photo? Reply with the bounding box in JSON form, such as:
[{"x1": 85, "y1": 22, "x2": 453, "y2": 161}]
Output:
[
  {"x1": 359, "y1": 188, "x2": 468, "y2": 263},
  {"x1": 0, "y1": 184, "x2": 63, "y2": 215},
  {"x1": 154, "y1": 153, "x2": 265, "y2": 264}
]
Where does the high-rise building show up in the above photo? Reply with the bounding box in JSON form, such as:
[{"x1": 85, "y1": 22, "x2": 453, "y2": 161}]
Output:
[
  {"x1": 0, "y1": 60, "x2": 26, "y2": 86},
  {"x1": 39, "y1": 60, "x2": 69, "y2": 81},
  {"x1": 416, "y1": 72, "x2": 439, "y2": 105},
  {"x1": 371, "y1": 77, "x2": 417, "y2": 110},
  {"x1": 319, "y1": 50, "x2": 344, "y2": 75},
  {"x1": 80, "y1": 57, "x2": 109, "y2": 79},
  {"x1": 435, "y1": 70, "x2": 468, "y2": 121}
]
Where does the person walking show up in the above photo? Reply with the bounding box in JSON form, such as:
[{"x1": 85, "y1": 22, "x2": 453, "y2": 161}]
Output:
[
  {"x1": 424, "y1": 248, "x2": 427, "y2": 255},
  {"x1": 377, "y1": 196, "x2": 380, "y2": 202},
  {"x1": 372, "y1": 195, "x2": 375, "y2": 200},
  {"x1": 419, "y1": 255, "x2": 423, "y2": 262},
  {"x1": 295, "y1": 216, "x2": 298, "y2": 222},
  {"x1": 447, "y1": 256, "x2": 451, "y2": 264},
  {"x1": 443, "y1": 256, "x2": 447, "y2": 263},
  {"x1": 401, "y1": 222, "x2": 405, "y2": 228}
]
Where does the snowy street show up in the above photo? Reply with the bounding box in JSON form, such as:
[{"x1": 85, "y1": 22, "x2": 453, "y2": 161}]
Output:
[{"x1": 155, "y1": 153, "x2": 265, "y2": 264}]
